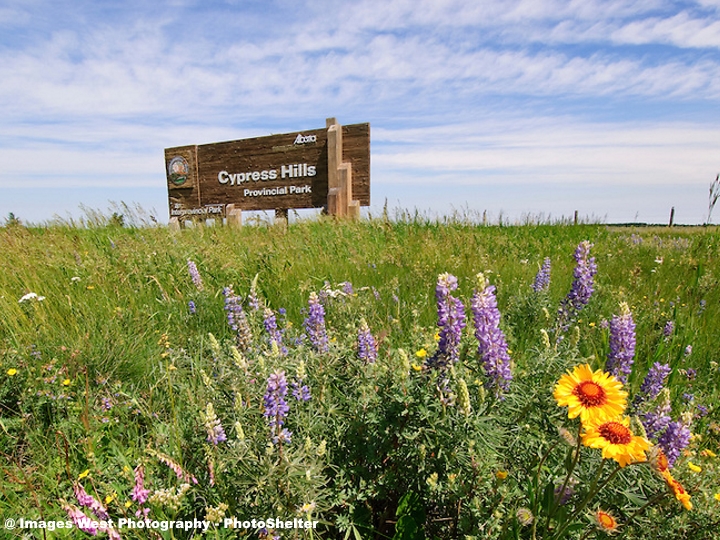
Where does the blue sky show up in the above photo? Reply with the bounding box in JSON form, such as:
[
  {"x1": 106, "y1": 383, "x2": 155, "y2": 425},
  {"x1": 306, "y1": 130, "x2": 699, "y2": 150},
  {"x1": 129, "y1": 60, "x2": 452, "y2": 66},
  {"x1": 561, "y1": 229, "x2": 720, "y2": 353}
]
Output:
[{"x1": 2, "y1": 0, "x2": 720, "y2": 224}]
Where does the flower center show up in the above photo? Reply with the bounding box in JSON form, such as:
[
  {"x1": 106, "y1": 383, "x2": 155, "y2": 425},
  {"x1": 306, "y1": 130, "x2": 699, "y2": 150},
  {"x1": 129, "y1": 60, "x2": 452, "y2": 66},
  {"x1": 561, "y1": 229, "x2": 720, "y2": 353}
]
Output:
[
  {"x1": 599, "y1": 421, "x2": 632, "y2": 445},
  {"x1": 572, "y1": 381, "x2": 607, "y2": 407},
  {"x1": 597, "y1": 511, "x2": 616, "y2": 530}
]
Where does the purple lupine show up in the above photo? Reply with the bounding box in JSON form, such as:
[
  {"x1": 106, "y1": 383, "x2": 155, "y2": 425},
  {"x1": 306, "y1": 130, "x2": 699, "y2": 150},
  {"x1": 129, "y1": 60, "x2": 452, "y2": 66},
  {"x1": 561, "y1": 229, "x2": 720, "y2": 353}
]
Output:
[
  {"x1": 663, "y1": 320, "x2": 674, "y2": 337},
  {"x1": 342, "y1": 281, "x2": 354, "y2": 295},
  {"x1": 223, "y1": 286, "x2": 252, "y2": 349},
  {"x1": 264, "y1": 370, "x2": 292, "y2": 445},
  {"x1": 357, "y1": 318, "x2": 378, "y2": 364},
  {"x1": 304, "y1": 292, "x2": 329, "y2": 353},
  {"x1": 204, "y1": 402, "x2": 227, "y2": 445},
  {"x1": 634, "y1": 362, "x2": 671, "y2": 408},
  {"x1": 641, "y1": 390, "x2": 673, "y2": 440},
  {"x1": 426, "y1": 273, "x2": 466, "y2": 370},
  {"x1": 532, "y1": 257, "x2": 551, "y2": 292},
  {"x1": 263, "y1": 308, "x2": 287, "y2": 355},
  {"x1": 188, "y1": 300, "x2": 196, "y2": 314},
  {"x1": 73, "y1": 483, "x2": 109, "y2": 520},
  {"x1": 248, "y1": 276, "x2": 261, "y2": 311},
  {"x1": 556, "y1": 241, "x2": 598, "y2": 334},
  {"x1": 131, "y1": 465, "x2": 150, "y2": 505},
  {"x1": 658, "y1": 420, "x2": 692, "y2": 468},
  {"x1": 187, "y1": 259, "x2": 204, "y2": 291},
  {"x1": 605, "y1": 302, "x2": 636, "y2": 384},
  {"x1": 471, "y1": 273, "x2": 512, "y2": 395},
  {"x1": 292, "y1": 379, "x2": 312, "y2": 401}
]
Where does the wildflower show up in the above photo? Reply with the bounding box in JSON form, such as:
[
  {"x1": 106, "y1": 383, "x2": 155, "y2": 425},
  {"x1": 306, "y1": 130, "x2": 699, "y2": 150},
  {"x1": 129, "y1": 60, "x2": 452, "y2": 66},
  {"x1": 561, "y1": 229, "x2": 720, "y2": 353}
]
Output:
[
  {"x1": 659, "y1": 420, "x2": 692, "y2": 467},
  {"x1": 263, "y1": 308, "x2": 287, "y2": 356},
  {"x1": 605, "y1": 303, "x2": 636, "y2": 384},
  {"x1": 78, "y1": 469, "x2": 90, "y2": 479},
  {"x1": 556, "y1": 241, "x2": 597, "y2": 334},
  {"x1": 187, "y1": 259, "x2": 204, "y2": 291},
  {"x1": 292, "y1": 378, "x2": 312, "y2": 402},
  {"x1": 684, "y1": 345, "x2": 693, "y2": 357},
  {"x1": 581, "y1": 416, "x2": 650, "y2": 467},
  {"x1": 456, "y1": 377, "x2": 472, "y2": 416},
  {"x1": 62, "y1": 378, "x2": 71, "y2": 386},
  {"x1": 204, "y1": 402, "x2": 227, "y2": 445},
  {"x1": 248, "y1": 273, "x2": 261, "y2": 310},
  {"x1": 648, "y1": 446, "x2": 671, "y2": 477},
  {"x1": 425, "y1": 273, "x2": 466, "y2": 370},
  {"x1": 471, "y1": 273, "x2": 512, "y2": 395},
  {"x1": 74, "y1": 482, "x2": 109, "y2": 519},
  {"x1": 264, "y1": 370, "x2": 291, "y2": 445},
  {"x1": 714, "y1": 493, "x2": 720, "y2": 502},
  {"x1": 594, "y1": 509, "x2": 619, "y2": 534},
  {"x1": 558, "y1": 426, "x2": 577, "y2": 447},
  {"x1": 634, "y1": 363, "x2": 671, "y2": 408},
  {"x1": 6, "y1": 368, "x2": 17, "y2": 376},
  {"x1": 532, "y1": 257, "x2": 551, "y2": 292},
  {"x1": 641, "y1": 389, "x2": 673, "y2": 440},
  {"x1": 188, "y1": 300, "x2": 196, "y2": 314},
  {"x1": 304, "y1": 292, "x2": 329, "y2": 353},
  {"x1": 496, "y1": 470, "x2": 508, "y2": 480},
  {"x1": 131, "y1": 465, "x2": 150, "y2": 505},
  {"x1": 701, "y1": 449, "x2": 717, "y2": 458},
  {"x1": 19, "y1": 292, "x2": 46, "y2": 303},
  {"x1": 554, "y1": 364, "x2": 627, "y2": 423},
  {"x1": 688, "y1": 461, "x2": 702, "y2": 473},
  {"x1": 415, "y1": 348, "x2": 427, "y2": 358},
  {"x1": 662, "y1": 471, "x2": 692, "y2": 510},
  {"x1": 663, "y1": 320, "x2": 674, "y2": 337},
  {"x1": 516, "y1": 507, "x2": 534, "y2": 526},
  {"x1": 63, "y1": 503, "x2": 98, "y2": 534},
  {"x1": 299, "y1": 501, "x2": 317, "y2": 514},
  {"x1": 223, "y1": 286, "x2": 252, "y2": 349},
  {"x1": 357, "y1": 318, "x2": 378, "y2": 363},
  {"x1": 151, "y1": 450, "x2": 198, "y2": 484},
  {"x1": 205, "y1": 502, "x2": 229, "y2": 523}
]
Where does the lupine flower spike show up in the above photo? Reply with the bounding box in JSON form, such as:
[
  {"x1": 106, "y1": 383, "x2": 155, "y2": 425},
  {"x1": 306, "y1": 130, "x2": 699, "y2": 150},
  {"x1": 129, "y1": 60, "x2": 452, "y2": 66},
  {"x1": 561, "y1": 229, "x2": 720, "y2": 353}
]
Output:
[
  {"x1": 187, "y1": 259, "x2": 204, "y2": 291},
  {"x1": 556, "y1": 241, "x2": 597, "y2": 335},
  {"x1": 532, "y1": 257, "x2": 551, "y2": 292},
  {"x1": 605, "y1": 302, "x2": 636, "y2": 384},
  {"x1": 304, "y1": 292, "x2": 329, "y2": 353},
  {"x1": 471, "y1": 273, "x2": 512, "y2": 395}
]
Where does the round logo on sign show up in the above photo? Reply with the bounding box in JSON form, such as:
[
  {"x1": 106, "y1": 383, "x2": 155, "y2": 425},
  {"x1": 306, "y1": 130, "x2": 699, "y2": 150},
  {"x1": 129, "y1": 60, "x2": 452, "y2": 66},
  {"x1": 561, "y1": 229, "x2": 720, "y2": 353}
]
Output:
[{"x1": 168, "y1": 156, "x2": 189, "y2": 186}]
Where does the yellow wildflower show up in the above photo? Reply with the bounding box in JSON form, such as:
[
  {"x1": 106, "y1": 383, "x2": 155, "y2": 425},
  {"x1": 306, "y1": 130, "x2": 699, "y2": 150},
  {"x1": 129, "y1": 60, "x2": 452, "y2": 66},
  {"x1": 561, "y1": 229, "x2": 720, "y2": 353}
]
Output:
[
  {"x1": 62, "y1": 379, "x2": 71, "y2": 386},
  {"x1": 415, "y1": 348, "x2": 427, "y2": 358},
  {"x1": 688, "y1": 462, "x2": 702, "y2": 473},
  {"x1": 78, "y1": 469, "x2": 90, "y2": 479},
  {"x1": 496, "y1": 471, "x2": 508, "y2": 480},
  {"x1": 6, "y1": 368, "x2": 17, "y2": 376}
]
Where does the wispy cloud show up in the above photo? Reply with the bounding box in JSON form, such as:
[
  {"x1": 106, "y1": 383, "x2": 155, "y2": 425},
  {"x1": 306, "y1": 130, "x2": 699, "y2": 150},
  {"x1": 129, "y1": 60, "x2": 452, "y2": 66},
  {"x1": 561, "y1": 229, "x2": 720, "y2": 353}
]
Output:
[{"x1": 1, "y1": 0, "x2": 719, "y2": 223}]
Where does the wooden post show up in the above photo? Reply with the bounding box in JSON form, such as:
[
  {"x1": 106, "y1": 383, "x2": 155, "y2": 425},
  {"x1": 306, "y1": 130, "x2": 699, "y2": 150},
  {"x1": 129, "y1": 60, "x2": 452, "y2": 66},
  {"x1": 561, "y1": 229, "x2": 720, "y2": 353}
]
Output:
[
  {"x1": 327, "y1": 118, "x2": 344, "y2": 217},
  {"x1": 226, "y1": 204, "x2": 242, "y2": 228},
  {"x1": 574, "y1": 210, "x2": 578, "y2": 225},
  {"x1": 669, "y1": 206, "x2": 675, "y2": 227}
]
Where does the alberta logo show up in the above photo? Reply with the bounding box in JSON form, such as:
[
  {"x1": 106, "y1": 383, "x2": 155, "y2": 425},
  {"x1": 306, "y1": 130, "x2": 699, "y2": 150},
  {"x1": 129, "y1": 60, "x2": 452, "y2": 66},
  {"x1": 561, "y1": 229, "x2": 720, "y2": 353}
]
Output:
[{"x1": 168, "y1": 156, "x2": 190, "y2": 186}]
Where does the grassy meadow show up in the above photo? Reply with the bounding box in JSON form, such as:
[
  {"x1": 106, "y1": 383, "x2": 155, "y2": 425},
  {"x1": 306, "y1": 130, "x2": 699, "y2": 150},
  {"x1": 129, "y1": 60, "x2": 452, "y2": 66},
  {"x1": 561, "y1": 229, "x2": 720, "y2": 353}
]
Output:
[{"x1": 1, "y1": 215, "x2": 719, "y2": 539}]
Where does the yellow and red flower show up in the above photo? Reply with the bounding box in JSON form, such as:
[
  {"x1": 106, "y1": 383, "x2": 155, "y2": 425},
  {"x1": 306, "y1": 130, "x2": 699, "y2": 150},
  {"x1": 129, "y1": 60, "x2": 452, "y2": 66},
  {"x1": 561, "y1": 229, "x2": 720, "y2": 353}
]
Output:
[
  {"x1": 581, "y1": 416, "x2": 650, "y2": 467},
  {"x1": 554, "y1": 364, "x2": 627, "y2": 423},
  {"x1": 594, "y1": 509, "x2": 619, "y2": 534}
]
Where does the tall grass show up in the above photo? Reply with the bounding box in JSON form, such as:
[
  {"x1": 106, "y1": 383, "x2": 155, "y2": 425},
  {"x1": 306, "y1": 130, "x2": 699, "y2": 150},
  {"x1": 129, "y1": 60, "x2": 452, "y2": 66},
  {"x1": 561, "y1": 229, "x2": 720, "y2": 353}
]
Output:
[{"x1": 1, "y1": 215, "x2": 718, "y2": 539}]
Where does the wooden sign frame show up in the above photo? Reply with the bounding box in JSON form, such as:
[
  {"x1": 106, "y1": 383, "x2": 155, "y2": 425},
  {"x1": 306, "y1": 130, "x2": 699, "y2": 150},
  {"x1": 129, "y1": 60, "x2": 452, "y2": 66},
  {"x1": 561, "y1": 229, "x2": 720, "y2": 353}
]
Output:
[{"x1": 164, "y1": 118, "x2": 369, "y2": 224}]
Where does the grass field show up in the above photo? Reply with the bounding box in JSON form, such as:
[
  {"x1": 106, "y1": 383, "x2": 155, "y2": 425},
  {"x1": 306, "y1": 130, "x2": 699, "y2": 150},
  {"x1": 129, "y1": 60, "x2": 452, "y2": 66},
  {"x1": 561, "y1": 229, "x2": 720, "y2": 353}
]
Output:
[{"x1": 1, "y1": 216, "x2": 718, "y2": 539}]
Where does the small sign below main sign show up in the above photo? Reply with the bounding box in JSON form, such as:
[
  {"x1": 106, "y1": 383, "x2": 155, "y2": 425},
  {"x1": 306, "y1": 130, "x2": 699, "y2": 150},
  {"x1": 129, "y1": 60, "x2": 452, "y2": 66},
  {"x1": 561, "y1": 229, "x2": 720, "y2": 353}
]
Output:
[{"x1": 164, "y1": 119, "x2": 369, "y2": 221}]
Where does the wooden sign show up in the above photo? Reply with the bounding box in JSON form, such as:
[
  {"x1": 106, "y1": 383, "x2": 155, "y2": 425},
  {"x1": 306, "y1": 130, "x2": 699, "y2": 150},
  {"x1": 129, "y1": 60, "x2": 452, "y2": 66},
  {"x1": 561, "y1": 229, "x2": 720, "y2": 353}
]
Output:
[{"x1": 165, "y1": 119, "x2": 369, "y2": 221}]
